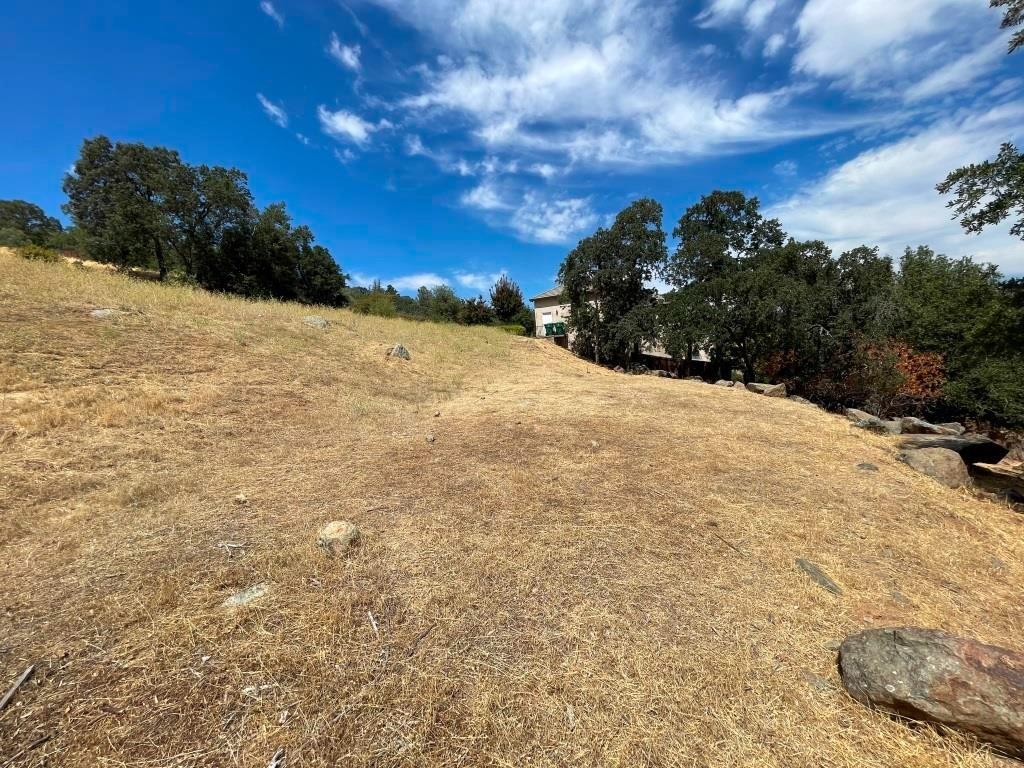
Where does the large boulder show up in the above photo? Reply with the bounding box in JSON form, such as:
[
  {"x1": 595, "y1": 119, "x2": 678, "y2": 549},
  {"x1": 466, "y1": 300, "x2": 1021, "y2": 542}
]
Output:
[
  {"x1": 387, "y1": 344, "x2": 411, "y2": 360},
  {"x1": 746, "y1": 382, "x2": 787, "y2": 398},
  {"x1": 938, "y1": 422, "x2": 967, "y2": 436},
  {"x1": 898, "y1": 448, "x2": 970, "y2": 488},
  {"x1": 839, "y1": 627, "x2": 1024, "y2": 758},
  {"x1": 899, "y1": 434, "x2": 1009, "y2": 466},
  {"x1": 899, "y1": 417, "x2": 960, "y2": 436},
  {"x1": 971, "y1": 462, "x2": 1024, "y2": 498}
]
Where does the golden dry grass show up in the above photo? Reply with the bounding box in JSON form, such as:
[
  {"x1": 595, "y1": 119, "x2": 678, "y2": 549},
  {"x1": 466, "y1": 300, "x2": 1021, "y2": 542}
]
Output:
[{"x1": 1, "y1": 247, "x2": 1023, "y2": 767}]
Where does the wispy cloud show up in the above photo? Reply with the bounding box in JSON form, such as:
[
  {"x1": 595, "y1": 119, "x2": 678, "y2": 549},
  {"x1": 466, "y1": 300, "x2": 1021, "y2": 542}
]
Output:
[
  {"x1": 259, "y1": 0, "x2": 284, "y2": 27},
  {"x1": 327, "y1": 32, "x2": 361, "y2": 70},
  {"x1": 318, "y1": 106, "x2": 388, "y2": 145},
  {"x1": 454, "y1": 270, "x2": 508, "y2": 293},
  {"x1": 351, "y1": 272, "x2": 449, "y2": 291},
  {"x1": 257, "y1": 93, "x2": 288, "y2": 128},
  {"x1": 768, "y1": 103, "x2": 1024, "y2": 273}
]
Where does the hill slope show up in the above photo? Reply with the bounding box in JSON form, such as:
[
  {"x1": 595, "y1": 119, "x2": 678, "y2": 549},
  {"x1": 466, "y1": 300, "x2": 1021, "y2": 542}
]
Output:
[{"x1": 1, "y1": 249, "x2": 1022, "y2": 767}]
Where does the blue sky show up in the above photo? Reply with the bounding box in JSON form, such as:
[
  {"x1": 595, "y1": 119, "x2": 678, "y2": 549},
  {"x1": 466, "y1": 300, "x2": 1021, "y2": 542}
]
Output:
[{"x1": 2, "y1": 0, "x2": 1022, "y2": 298}]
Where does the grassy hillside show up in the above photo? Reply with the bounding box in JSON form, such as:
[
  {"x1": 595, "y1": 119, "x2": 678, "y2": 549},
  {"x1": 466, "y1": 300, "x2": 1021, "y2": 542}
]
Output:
[{"x1": 2, "y1": 248, "x2": 1022, "y2": 767}]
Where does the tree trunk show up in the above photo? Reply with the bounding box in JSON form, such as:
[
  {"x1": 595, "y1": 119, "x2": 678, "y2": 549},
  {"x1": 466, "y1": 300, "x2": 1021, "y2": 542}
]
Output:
[
  {"x1": 685, "y1": 342, "x2": 693, "y2": 377},
  {"x1": 154, "y1": 237, "x2": 167, "y2": 281}
]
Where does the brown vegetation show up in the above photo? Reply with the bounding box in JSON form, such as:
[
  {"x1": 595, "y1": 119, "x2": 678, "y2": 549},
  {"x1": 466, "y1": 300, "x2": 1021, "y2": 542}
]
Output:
[{"x1": 1, "y1": 248, "x2": 1023, "y2": 766}]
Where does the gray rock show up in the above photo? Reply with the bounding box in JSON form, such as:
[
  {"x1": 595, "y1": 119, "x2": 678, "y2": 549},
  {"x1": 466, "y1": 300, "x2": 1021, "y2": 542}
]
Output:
[
  {"x1": 425, "y1": 434, "x2": 436, "y2": 443},
  {"x1": 222, "y1": 583, "x2": 269, "y2": 608},
  {"x1": 898, "y1": 447, "x2": 971, "y2": 488},
  {"x1": 317, "y1": 520, "x2": 360, "y2": 556},
  {"x1": 854, "y1": 417, "x2": 902, "y2": 435},
  {"x1": 845, "y1": 408, "x2": 875, "y2": 422},
  {"x1": 789, "y1": 395, "x2": 815, "y2": 406},
  {"x1": 971, "y1": 462, "x2": 1024, "y2": 497},
  {"x1": 714, "y1": 380, "x2": 734, "y2": 387},
  {"x1": 938, "y1": 422, "x2": 967, "y2": 436},
  {"x1": 613, "y1": 365, "x2": 625, "y2": 373},
  {"x1": 899, "y1": 417, "x2": 960, "y2": 435},
  {"x1": 387, "y1": 344, "x2": 411, "y2": 360},
  {"x1": 795, "y1": 558, "x2": 843, "y2": 595},
  {"x1": 801, "y1": 670, "x2": 835, "y2": 693},
  {"x1": 89, "y1": 308, "x2": 122, "y2": 319},
  {"x1": 746, "y1": 382, "x2": 787, "y2": 397},
  {"x1": 303, "y1": 315, "x2": 329, "y2": 329},
  {"x1": 899, "y1": 434, "x2": 1008, "y2": 466},
  {"x1": 839, "y1": 627, "x2": 1024, "y2": 759},
  {"x1": 648, "y1": 369, "x2": 670, "y2": 378},
  {"x1": 856, "y1": 462, "x2": 879, "y2": 472}
]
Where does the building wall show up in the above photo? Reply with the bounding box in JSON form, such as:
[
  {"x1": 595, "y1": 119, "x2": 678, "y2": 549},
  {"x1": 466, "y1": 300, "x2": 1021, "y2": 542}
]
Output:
[{"x1": 533, "y1": 296, "x2": 570, "y2": 337}]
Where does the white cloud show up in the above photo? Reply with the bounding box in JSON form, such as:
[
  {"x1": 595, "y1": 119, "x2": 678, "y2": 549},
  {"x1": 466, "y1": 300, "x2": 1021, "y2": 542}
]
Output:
[
  {"x1": 904, "y1": 38, "x2": 1010, "y2": 103},
  {"x1": 773, "y1": 159, "x2": 797, "y2": 177},
  {"x1": 259, "y1": 0, "x2": 284, "y2": 27},
  {"x1": 389, "y1": 273, "x2": 448, "y2": 291},
  {"x1": 793, "y1": 0, "x2": 1001, "y2": 98},
  {"x1": 334, "y1": 147, "x2": 357, "y2": 163},
  {"x1": 530, "y1": 163, "x2": 559, "y2": 179},
  {"x1": 296, "y1": 133, "x2": 310, "y2": 145},
  {"x1": 327, "y1": 32, "x2": 361, "y2": 70},
  {"x1": 461, "y1": 181, "x2": 511, "y2": 211},
  {"x1": 318, "y1": 106, "x2": 382, "y2": 144},
  {"x1": 768, "y1": 104, "x2": 1024, "y2": 274},
  {"x1": 511, "y1": 193, "x2": 598, "y2": 244},
  {"x1": 370, "y1": 0, "x2": 850, "y2": 166},
  {"x1": 257, "y1": 93, "x2": 288, "y2": 128},
  {"x1": 763, "y1": 33, "x2": 786, "y2": 58},
  {"x1": 350, "y1": 272, "x2": 449, "y2": 291},
  {"x1": 454, "y1": 269, "x2": 507, "y2": 292}
]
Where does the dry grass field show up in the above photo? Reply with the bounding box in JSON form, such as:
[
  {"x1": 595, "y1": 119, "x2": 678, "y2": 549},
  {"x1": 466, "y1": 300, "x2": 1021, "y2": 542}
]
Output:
[{"x1": 2, "y1": 247, "x2": 1023, "y2": 767}]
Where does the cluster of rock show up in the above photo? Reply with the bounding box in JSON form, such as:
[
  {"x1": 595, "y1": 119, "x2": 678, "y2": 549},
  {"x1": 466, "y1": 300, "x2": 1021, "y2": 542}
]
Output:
[{"x1": 846, "y1": 409, "x2": 1022, "y2": 499}]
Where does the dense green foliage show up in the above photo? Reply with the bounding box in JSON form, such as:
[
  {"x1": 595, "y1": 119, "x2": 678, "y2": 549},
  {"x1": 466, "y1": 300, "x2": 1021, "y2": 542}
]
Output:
[
  {"x1": 0, "y1": 200, "x2": 62, "y2": 245},
  {"x1": 346, "y1": 277, "x2": 532, "y2": 334},
  {"x1": 62, "y1": 136, "x2": 347, "y2": 306},
  {"x1": 562, "y1": 191, "x2": 1024, "y2": 427},
  {"x1": 559, "y1": 198, "x2": 666, "y2": 364}
]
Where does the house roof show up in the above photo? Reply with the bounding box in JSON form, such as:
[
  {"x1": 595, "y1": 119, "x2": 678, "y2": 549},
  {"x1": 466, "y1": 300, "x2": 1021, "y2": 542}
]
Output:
[{"x1": 530, "y1": 286, "x2": 563, "y2": 302}]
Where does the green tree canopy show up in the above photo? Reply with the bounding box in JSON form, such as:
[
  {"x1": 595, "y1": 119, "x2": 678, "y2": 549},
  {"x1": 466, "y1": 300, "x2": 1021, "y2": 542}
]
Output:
[
  {"x1": 558, "y1": 198, "x2": 667, "y2": 365},
  {"x1": 0, "y1": 200, "x2": 62, "y2": 246},
  {"x1": 489, "y1": 275, "x2": 527, "y2": 323}
]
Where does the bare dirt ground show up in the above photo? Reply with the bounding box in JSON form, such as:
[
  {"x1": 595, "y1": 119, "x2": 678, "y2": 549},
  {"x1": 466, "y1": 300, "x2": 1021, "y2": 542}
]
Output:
[{"x1": 1, "y1": 249, "x2": 1023, "y2": 767}]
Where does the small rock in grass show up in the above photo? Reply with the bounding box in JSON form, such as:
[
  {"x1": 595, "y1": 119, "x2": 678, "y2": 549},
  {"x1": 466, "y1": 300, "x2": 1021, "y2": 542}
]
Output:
[
  {"x1": 222, "y1": 583, "x2": 269, "y2": 608},
  {"x1": 800, "y1": 670, "x2": 834, "y2": 693},
  {"x1": 89, "y1": 308, "x2": 122, "y2": 319},
  {"x1": 434, "y1": 411, "x2": 441, "y2": 417},
  {"x1": 795, "y1": 558, "x2": 843, "y2": 595},
  {"x1": 425, "y1": 434, "x2": 436, "y2": 443},
  {"x1": 789, "y1": 395, "x2": 815, "y2": 406},
  {"x1": 234, "y1": 493, "x2": 249, "y2": 505},
  {"x1": 714, "y1": 380, "x2": 733, "y2": 387},
  {"x1": 303, "y1": 315, "x2": 329, "y2": 329},
  {"x1": 317, "y1": 520, "x2": 360, "y2": 556},
  {"x1": 856, "y1": 462, "x2": 879, "y2": 472},
  {"x1": 387, "y1": 344, "x2": 411, "y2": 360}
]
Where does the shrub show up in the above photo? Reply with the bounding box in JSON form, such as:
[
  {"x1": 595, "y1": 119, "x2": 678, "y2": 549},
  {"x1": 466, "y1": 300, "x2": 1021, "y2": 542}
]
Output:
[
  {"x1": 15, "y1": 244, "x2": 61, "y2": 263},
  {"x1": 352, "y1": 291, "x2": 397, "y2": 317},
  {"x1": 496, "y1": 323, "x2": 527, "y2": 336},
  {"x1": 853, "y1": 340, "x2": 945, "y2": 417}
]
